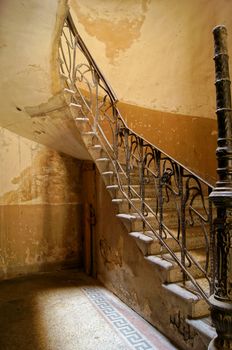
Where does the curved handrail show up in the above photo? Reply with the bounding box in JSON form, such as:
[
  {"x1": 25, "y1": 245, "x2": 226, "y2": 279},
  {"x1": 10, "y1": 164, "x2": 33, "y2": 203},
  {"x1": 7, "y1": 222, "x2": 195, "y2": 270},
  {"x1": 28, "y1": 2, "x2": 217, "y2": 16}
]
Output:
[
  {"x1": 66, "y1": 14, "x2": 213, "y2": 189},
  {"x1": 59, "y1": 13, "x2": 216, "y2": 302}
]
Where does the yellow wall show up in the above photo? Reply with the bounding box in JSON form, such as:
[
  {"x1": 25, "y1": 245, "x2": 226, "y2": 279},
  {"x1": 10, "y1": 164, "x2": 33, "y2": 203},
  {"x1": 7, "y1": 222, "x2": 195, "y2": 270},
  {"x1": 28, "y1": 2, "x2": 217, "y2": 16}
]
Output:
[
  {"x1": 70, "y1": 0, "x2": 232, "y2": 182},
  {"x1": 70, "y1": 0, "x2": 232, "y2": 119},
  {"x1": 0, "y1": 128, "x2": 83, "y2": 279}
]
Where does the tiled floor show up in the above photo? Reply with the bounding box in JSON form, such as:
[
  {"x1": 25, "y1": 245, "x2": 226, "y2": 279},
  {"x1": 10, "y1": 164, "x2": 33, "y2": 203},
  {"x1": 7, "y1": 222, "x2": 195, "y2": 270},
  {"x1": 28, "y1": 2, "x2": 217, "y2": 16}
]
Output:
[{"x1": 0, "y1": 270, "x2": 178, "y2": 350}]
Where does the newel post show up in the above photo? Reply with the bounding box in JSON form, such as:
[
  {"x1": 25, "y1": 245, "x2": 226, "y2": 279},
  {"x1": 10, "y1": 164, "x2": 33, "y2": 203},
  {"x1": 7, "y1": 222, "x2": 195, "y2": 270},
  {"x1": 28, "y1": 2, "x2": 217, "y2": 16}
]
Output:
[{"x1": 208, "y1": 25, "x2": 232, "y2": 350}]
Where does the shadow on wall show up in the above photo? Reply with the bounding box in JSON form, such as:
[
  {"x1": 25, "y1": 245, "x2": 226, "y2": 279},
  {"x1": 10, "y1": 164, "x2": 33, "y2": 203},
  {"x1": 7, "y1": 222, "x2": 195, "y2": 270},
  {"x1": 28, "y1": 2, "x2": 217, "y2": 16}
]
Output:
[{"x1": 0, "y1": 149, "x2": 84, "y2": 279}]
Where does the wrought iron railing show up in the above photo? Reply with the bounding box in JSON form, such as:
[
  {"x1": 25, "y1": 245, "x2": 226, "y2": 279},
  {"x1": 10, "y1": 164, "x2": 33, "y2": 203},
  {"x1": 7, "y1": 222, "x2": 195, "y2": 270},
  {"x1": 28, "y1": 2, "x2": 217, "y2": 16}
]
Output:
[{"x1": 59, "y1": 13, "x2": 216, "y2": 303}]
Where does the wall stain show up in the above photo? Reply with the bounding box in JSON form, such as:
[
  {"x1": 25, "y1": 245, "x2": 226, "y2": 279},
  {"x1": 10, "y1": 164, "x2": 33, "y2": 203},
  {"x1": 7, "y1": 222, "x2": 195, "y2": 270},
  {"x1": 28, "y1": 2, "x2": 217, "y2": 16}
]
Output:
[
  {"x1": 71, "y1": 0, "x2": 150, "y2": 63},
  {"x1": 99, "y1": 238, "x2": 122, "y2": 270},
  {"x1": 0, "y1": 148, "x2": 82, "y2": 204}
]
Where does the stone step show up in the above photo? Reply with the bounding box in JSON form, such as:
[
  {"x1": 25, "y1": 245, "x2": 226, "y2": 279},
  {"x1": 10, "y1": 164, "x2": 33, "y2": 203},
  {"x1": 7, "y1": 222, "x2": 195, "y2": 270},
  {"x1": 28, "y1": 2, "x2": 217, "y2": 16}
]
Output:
[
  {"x1": 112, "y1": 197, "x2": 156, "y2": 213},
  {"x1": 74, "y1": 116, "x2": 90, "y2": 132},
  {"x1": 186, "y1": 317, "x2": 216, "y2": 347},
  {"x1": 102, "y1": 171, "x2": 115, "y2": 186},
  {"x1": 106, "y1": 184, "x2": 156, "y2": 199},
  {"x1": 116, "y1": 212, "x2": 158, "y2": 231},
  {"x1": 95, "y1": 157, "x2": 114, "y2": 172},
  {"x1": 129, "y1": 226, "x2": 208, "y2": 256},
  {"x1": 107, "y1": 177, "x2": 210, "y2": 212},
  {"x1": 82, "y1": 131, "x2": 98, "y2": 147},
  {"x1": 162, "y1": 282, "x2": 210, "y2": 319},
  {"x1": 88, "y1": 144, "x2": 107, "y2": 160},
  {"x1": 112, "y1": 172, "x2": 155, "y2": 185},
  {"x1": 145, "y1": 248, "x2": 207, "y2": 283}
]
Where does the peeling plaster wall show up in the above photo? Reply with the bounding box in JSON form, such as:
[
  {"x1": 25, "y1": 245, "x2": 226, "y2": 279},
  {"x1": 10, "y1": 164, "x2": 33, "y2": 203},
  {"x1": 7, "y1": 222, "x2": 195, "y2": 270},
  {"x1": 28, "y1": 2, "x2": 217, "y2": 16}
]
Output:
[
  {"x1": 70, "y1": 0, "x2": 232, "y2": 118},
  {"x1": 0, "y1": 128, "x2": 83, "y2": 279},
  {"x1": 70, "y1": 0, "x2": 232, "y2": 182}
]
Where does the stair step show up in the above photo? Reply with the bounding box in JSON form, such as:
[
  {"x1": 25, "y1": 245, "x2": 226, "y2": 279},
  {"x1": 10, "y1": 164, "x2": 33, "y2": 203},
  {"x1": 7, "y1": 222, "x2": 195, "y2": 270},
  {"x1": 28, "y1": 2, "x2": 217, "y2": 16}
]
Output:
[
  {"x1": 112, "y1": 197, "x2": 156, "y2": 213},
  {"x1": 74, "y1": 117, "x2": 90, "y2": 132},
  {"x1": 117, "y1": 212, "x2": 158, "y2": 231},
  {"x1": 88, "y1": 144, "x2": 107, "y2": 159},
  {"x1": 145, "y1": 248, "x2": 206, "y2": 283},
  {"x1": 178, "y1": 277, "x2": 210, "y2": 297},
  {"x1": 106, "y1": 184, "x2": 156, "y2": 199},
  {"x1": 70, "y1": 102, "x2": 82, "y2": 109},
  {"x1": 112, "y1": 172, "x2": 145, "y2": 185},
  {"x1": 162, "y1": 283, "x2": 210, "y2": 318},
  {"x1": 75, "y1": 117, "x2": 89, "y2": 122},
  {"x1": 82, "y1": 131, "x2": 98, "y2": 147},
  {"x1": 129, "y1": 226, "x2": 208, "y2": 256},
  {"x1": 95, "y1": 158, "x2": 113, "y2": 172},
  {"x1": 186, "y1": 317, "x2": 216, "y2": 346},
  {"x1": 102, "y1": 171, "x2": 115, "y2": 186}
]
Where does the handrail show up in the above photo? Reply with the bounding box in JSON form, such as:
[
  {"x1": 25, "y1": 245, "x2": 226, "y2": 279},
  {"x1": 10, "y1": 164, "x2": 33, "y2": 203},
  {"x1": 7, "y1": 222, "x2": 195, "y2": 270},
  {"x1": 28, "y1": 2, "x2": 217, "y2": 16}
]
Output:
[
  {"x1": 66, "y1": 13, "x2": 213, "y2": 189},
  {"x1": 59, "y1": 12, "x2": 216, "y2": 303}
]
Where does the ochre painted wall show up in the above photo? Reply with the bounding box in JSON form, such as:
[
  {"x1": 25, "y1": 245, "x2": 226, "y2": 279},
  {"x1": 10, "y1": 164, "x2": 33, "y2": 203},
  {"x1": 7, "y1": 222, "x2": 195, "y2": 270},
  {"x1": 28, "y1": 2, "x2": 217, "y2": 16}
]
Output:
[
  {"x1": 70, "y1": 0, "x2": 232, "y2": 182},
  {"x1": 70, "y1": 0, "x2": 232, "y2": 119},
  {"x1": 0, "y1": 128, "x2": 83, "y2": 279}
]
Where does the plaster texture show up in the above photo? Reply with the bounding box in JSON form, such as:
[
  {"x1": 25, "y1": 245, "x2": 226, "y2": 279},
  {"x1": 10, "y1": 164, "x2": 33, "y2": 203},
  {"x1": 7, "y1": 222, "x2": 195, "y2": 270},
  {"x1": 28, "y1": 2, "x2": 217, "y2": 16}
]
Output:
[
  {"x1": 0, "y1": 0, "x2": 89, "y2": 160},
  {"x1": 70, "y1": 0, "x2": 232, "y2": 119},
  {"x1": 0, "y1": 128, "x2": 84, "y2": 279}
]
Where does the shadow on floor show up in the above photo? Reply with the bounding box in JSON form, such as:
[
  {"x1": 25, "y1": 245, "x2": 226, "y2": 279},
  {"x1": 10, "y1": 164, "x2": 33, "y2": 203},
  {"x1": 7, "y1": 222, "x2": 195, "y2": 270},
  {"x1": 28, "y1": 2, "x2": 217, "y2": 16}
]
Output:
[{"x1": 0, "y1": 269, "x2": 95, "y2": 350}]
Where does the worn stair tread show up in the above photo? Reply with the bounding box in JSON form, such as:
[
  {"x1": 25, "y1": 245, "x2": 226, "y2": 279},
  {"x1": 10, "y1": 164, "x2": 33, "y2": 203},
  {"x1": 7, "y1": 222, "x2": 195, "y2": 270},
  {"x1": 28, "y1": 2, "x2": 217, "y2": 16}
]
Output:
[
  {"x1": 162, "y1": 282, "x2": 200, "y2": 302},
  {"x1": 91, "y1": 144, "x2": 102, "y2": 149},
  {"x1": 112, "y1": 198, "x2": 155, "y2": 204},
  {"x1": 144, "y1": 248, "x2": 206, "y2": 274},
  {"x1": 162, "y1": 281, "x2": 210, "y2": 318},
  {"x1": 102, "y1": 171, "x2": 114, "y2": 176},
  {"x1": 186, "y1": 317, "x2": 216, "y2": 342},
  {"x1": 178, "y1": 277, "x2": 210, "y2": 296},
  {"x1": 162, "y1": 248, "x2": 206, "y2": 264},
  {"x1": 64, "y1": 88, "x2": 75, "y2": 94},
  {"x1": 129, "y1": 231, "x2": 154, "y2": 243},
  {"x1": 96, "y1": 157, "x2": 110, "y2": 162},
  {"x1": 82, "y1": 131, "x2": 97, "y2": 135},
  {"x1": 116, "y1": 213, "x2": 138, "y2": 220},
  {"x1": 144, "y1": 255, "x2": 174, "y2": 270},
  {"x1": 75, "y1": 117, "x2": 89, "y2": 121},
  {"x1": 70, "y1": 102, "x2": 82, "y2": 108},
  {"x1": 106, "y1": 185, "x2": 119, "y2": 190}
]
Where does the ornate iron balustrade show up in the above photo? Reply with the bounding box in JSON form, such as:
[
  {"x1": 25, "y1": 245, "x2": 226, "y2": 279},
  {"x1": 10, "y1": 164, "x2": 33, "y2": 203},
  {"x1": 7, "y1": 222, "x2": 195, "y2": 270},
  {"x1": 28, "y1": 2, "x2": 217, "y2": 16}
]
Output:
[
  {"x1": 59, "y1": 13, "x2": 216, "y2": 302},
  {"x1": 59, "y1": 13, "x2": 232, "y2": 349}
]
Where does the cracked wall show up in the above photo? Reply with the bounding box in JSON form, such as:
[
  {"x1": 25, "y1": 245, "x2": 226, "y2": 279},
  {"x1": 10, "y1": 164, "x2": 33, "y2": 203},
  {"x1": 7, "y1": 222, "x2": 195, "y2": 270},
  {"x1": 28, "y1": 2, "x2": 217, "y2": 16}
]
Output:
[{"x1": 0, "y1": 127, "x2": 83, "y2": 279}]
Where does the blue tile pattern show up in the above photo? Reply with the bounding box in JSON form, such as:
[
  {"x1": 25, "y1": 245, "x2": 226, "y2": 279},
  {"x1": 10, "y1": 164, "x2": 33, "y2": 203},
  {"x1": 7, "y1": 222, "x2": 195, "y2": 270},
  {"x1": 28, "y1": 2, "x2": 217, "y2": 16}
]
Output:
[{"x1": 83, "y1": 287, "x2": 153, "y2": 350}]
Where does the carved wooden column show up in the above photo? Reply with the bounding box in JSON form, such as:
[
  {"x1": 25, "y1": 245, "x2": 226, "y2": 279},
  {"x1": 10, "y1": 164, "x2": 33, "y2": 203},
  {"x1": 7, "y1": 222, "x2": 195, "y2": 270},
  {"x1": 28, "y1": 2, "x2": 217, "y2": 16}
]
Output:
[{"x1": 209, "y1": 25, "x2": 232, "y2": 350}]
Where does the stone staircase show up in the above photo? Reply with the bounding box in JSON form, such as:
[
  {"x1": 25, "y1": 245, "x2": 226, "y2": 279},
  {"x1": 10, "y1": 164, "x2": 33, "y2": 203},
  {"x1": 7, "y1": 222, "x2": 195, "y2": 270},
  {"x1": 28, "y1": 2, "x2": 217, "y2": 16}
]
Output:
[
  {"x1": 59, "y1": 16, "x2": 217, "y2": 348},
  {"x1": 65, "y1": 96, "x2": 215, "y2": 348}
]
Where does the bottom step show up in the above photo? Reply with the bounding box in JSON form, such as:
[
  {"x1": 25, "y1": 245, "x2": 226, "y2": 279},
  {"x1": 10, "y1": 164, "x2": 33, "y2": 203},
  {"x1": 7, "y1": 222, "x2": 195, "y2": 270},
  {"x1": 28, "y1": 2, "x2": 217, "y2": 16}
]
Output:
[{"x1": 186, "y1": 317, "x2": 216, "y2": 347}]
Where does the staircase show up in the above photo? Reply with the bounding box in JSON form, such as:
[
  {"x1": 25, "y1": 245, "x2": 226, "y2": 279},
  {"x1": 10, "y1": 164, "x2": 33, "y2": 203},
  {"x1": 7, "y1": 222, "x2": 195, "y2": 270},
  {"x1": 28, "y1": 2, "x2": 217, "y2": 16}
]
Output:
[{"x1": 59, "y1": 13, "x2": 217, "y2": 349}]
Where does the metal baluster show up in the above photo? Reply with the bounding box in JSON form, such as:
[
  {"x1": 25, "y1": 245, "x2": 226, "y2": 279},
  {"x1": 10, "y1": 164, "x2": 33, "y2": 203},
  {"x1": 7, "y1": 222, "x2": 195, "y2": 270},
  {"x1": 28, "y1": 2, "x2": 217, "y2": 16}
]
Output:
[
  {"x1": 124, "y1": 129, "x2": 131, "y2": 210},
  {"x1": 157, "y1": 151, "x2": 163, "y2": 241},
  {"x1": 180, "y1": 168, "x2": 187, "y2": 286},
  {"x1": 209, "y1": 25, "x2": 232, "y2": 350},
  {"x1": 114, "y1": 108, "x2": 119, "y2": 172},
  {"x1": 139, "y1": 139, "x2": 145, "y2": 219},
  {"x1": 208, "y1": 188, "x2": 215, "y2": 296},
  {"x1": 93, "y1": 72, "x2": 99, "y2": 133}
]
